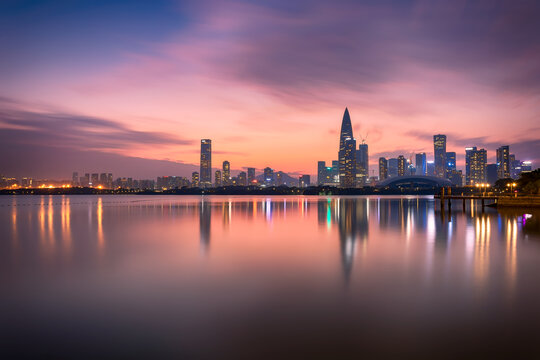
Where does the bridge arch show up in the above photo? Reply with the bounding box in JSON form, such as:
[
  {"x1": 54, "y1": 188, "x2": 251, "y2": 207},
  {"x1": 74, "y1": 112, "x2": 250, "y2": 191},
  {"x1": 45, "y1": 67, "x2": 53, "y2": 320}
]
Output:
[{"x1": 377, "y1": 175, "x2": 452, "y2": 188}]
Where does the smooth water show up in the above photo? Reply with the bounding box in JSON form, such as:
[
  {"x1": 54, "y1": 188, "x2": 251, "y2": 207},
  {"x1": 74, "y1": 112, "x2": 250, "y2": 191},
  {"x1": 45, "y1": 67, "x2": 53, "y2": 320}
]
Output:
[{"x1": 1, "y1": 195, "x2": 540, "y2": 359}]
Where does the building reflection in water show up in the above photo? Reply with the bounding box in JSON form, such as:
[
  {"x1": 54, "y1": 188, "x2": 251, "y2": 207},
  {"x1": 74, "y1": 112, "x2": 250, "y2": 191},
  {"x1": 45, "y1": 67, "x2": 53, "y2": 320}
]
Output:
[{"x1": 200, "y1": 200, "x2": 211, "y2": 254}]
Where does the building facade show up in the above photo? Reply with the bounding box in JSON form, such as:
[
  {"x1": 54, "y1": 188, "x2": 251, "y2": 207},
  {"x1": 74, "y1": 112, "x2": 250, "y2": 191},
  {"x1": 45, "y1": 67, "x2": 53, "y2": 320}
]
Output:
[
  {"x1": 379, "y1": 157, "x2": 388, "y2": 181},
  {"x1": 338, "y1": 108, "x2": 356, "y2": 188},
  {"x1": 200, "y1": 139, "x2": 212, "y2": 187}
]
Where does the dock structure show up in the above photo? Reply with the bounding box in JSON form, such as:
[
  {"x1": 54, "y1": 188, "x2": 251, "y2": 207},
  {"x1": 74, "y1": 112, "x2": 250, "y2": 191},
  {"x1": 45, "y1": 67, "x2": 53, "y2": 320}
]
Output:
[{"x1": 435, "y1": 189, "x2": 540, "y2": 210}]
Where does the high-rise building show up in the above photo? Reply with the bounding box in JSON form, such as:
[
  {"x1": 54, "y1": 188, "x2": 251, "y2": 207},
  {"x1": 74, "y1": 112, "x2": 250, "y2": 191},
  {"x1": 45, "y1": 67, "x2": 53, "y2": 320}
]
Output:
[
  {"x1": 214, "y1": 170, "x2": 222, "y2": 187},
  {"x1": 486, "y1": 164, "x2": 498, "y2": 185},
  {"x1": 72, "y1": 172, "x2": 78, "y2": 186},
  {"x1": 496, "y1": 145, "x2": 510, "y2": 179},
  {"x1": 445, "y1": 152, "x2": 456, "y2": 177},
  {"x1": 238, "y1": 171, "x2": 247, "y2": 186},
  {"x1": 200, "y1": 139, "x2": 212, "y2": 187},
  {"x1": 465, "y1": 147, "x2": 475, "y2": 185},
  {"x1": 81, "y1": 173, "x2": 90, "y2": 187},
  {"x1": 521, "y1": 161, "x2": 532, "y2": 172},
  {"x1": 276, "y1": 171, "x2": 284, "y2": 186},
  {"x1": 107, "y1": 173, "x2": 113, "y2": 189},
  {"x1": 222, "y1": 161, "x2": 230, "y2": 186},
  {"x1": 299, "y1": 175, "x2": 310, "y2": 188},
  {"x1": 388, "y1": 158, "x2": 398, "y2": 177},
  {"x1": 356, "y1": 142, "x2": 369, "y2": 186},
  {"x1": 99, "y1": 173, "x2": 108, "y2": 188},
  {"x1": 338, "y1": 108, "x2": 356, "y2": 188},
  {"x1": 91, "y1": 173, "x2": 99, "y2": 187},
  {"x1": 426, "y1": 161, "x2": 435, "y2": 176},
  {"x1": 415, "y1": 153, "x2": 426, "y2": 176},
  {"x1": 331, "y1": 160, "x2": 339, "y2": 184},
  {"x1": 379, "y1": 157, "x2": 388, "y2": 181},
  {"x1": 434, "y1": 134, "x2": 447, "y2": 178},
  {"x1": 467, "y1": 148, "x2": 487, "y2": 185},
  {"x1": 397, "y1": 155, "x2": 406, "y2": 176},
  {"x1": 247, "y1": 168, "x2": 256, "y2": 185},
  {"x1": 263, "y1": 167, "x2": 274, "y2": 186},
  {"x1": 317, "y1": 161, "x2": 326, "y2": 185},
  {"x1": 191, "y1": 172, "x2": 200, "y2": 187}
]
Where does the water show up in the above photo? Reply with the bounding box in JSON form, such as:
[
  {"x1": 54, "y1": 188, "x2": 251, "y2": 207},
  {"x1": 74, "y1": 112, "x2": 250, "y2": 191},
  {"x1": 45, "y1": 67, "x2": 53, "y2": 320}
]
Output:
[{"x1": 1, "y1": 195, "x2": 540, "y2": 359}]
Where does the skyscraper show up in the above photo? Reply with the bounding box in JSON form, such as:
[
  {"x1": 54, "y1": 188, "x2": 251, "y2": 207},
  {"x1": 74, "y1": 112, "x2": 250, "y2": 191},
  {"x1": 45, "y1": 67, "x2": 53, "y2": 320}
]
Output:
[
  {"x1": 356, "y1": 141, "x2": 369, "y2": 185},
  {"x1": 467, "y1": 148, "x2": 487, "y2": 185},
  {"x1": 397, "y1": 155, "x2": 406, "y2": 176},
  {"x1": 200, "y1": 139, "x2": 212, "y2": 187},
  {"x1": 222, "y1": 161, "x2": 230, "y2": 186},
  {"x1": 72, "y1": 172, "x2": 78, "y2": 186},
  {"x1": 486, "y1": 164, "x2": 498, "y2": 185},
  {"x1": 338, "y1": 108, "x2": 356, "y2": 188},
  {"x1": 496, "y1": 145, "x2": 510, "y2": 179},
  {"x1": 415, "y1": 153, "x2": 426, "y2": 175},
  {"x1": 191, "y1": 172, "x2": 200, "y2": 187},
  {"x1": 434, "y1": 134, "x2": 446, "y2": 178},
  {"x1": 445, "y1": 151, "x2": 456, "y2": 177},
  {"x1": 247, "y1": 167, "x2": 256, "y2": 185},
  {"x1": 238, "y1": 171, "x2": 247, "y2": 186},
  {"x1": 214, "y1": 170, "x2": 222, "y2": 187},
  {"x1": 317, "y1": 161, "x2": 326, "y2": 185},
  {"x1": 263, "y1": 167, "x2": 274, "y2": 186},
  {"x1": 299, "y1": 175, "x2": 310, "y2": 187},
  {"x1": 379, "y1": 157, "x2": 388, "y2": 180},
  {"x1": 388, "y1": 158, "x2": 398, "y2": 177},
  {"x1": 465, "y1": 147, "x2": 475, "y2": 185}
]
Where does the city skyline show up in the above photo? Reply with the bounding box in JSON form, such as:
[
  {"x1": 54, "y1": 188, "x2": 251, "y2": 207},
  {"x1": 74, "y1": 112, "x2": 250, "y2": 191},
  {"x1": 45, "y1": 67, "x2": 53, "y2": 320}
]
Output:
[{"x1": 1, "y1": 1, "x2": 540, "y2": 179}]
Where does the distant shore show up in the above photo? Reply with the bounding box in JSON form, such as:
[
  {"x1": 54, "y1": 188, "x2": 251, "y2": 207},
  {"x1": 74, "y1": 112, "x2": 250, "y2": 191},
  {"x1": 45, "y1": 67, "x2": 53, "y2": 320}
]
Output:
[{"x1": 0, "y1": 185, "x2": 477, "y2": 196}]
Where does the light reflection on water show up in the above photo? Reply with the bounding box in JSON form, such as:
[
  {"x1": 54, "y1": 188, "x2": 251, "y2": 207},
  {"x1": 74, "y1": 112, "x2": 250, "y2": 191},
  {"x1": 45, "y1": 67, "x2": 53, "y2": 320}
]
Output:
[{"x1": 1, "y1": 195, "x2": 540, "y2": 358}]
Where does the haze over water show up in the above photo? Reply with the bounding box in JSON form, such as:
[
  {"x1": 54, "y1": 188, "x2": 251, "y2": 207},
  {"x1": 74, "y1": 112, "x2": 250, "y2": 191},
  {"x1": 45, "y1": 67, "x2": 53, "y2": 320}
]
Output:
[{"x1": 2, "y1": 195, "x2": 540, "y2": 358}]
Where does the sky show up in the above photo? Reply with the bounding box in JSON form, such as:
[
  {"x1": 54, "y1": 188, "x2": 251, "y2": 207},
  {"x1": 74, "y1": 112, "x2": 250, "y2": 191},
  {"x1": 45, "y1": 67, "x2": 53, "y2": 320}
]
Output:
[{"x1": 1, "y1": 0, "x2": 539, "y2": 179}]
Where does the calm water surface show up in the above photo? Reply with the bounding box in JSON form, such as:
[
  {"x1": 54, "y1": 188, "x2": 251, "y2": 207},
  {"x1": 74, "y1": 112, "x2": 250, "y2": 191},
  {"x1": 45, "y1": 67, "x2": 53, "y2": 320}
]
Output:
[{"x1": 2, "y1": 195, "x2": 540, "y2": 359}]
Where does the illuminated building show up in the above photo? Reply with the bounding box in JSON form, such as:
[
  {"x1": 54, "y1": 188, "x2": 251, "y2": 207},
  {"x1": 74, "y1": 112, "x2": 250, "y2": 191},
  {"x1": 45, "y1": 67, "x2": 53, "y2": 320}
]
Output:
[
  {"x1": 100, "y1": 173, "x2": 108, "y2": 188},
  {"x1": 276, "y1": 171, "x2": 284, "y2": 185},
  {"x1": 388, "y1": 158, "x2": 398, "y2": 177},
  {"x1": 445, "y1": 152, "x2": 456, "y2": 177},
  {"x1": 191, "y1": 172, "x2": 200, "y2": 187},
  {"x1": 72, "y1": 172, "x2": 78, "y2": 186},
  {"x1": 238, "y1": 171, "x2": 247, "y2": 186},
  {"x1": 521, "y1": 161, "x2": 532, "y2": 172},
  {"x1": 379, "y1": 157, "x2": 388, "y2": 180},
  {"x1": 415, "y1": 153, "x2": 426, "y2": 175},
  {"x1": 299, "y1": 175, "x2": 311, "y2": 187},
  {"x1": 447, "y1": 170, "x2": 463, "y2": 186},
  {"x1": 496, "y1": 145, "x2": 510, "y2": 179},
  {"x1": 215, "y1": 170, "x2": 222, "y2": 187},
  {"x1": 247, "y1": 167, "x2": 256, "y2": 185},
  {"x1": 356, "y1": 142, "x2": 369, "y2": 185},
  {"x1": 317, "y1": 161, "x2": 326, "y2": 185},
  {"x1": 81, "y1": 173, "x2": 90, "y2": 187},
  {"x1": 200, "y1": 139, "x2": 212, "y2": 187},
  {"x1": 466, "y1": 147, "x2": 487, "y2": 185},
  {"x1": 107, "y1": 173, "x2": 113, "y2": 188},
  {"x1": 263, "y1": 167, "x2": 274, "y2": 186},
  {"x1": 338, "y1": 108, "x2": 356, "y2": 188},
  {"x1": 222, "y1": 161, "x2": 230, "y2": 186},
  {"x1": 397, "y1": 155, "x2": 406, "y2": 176},
  {"x1": 434, "y1": 134, "x2": 447, "y2": 178},
  {"x1": 426, "y1": 161, "x2": 435, "y2": 176},
  {"x1": 91, "y1": 173, "x2": 99, "y2": 187}
]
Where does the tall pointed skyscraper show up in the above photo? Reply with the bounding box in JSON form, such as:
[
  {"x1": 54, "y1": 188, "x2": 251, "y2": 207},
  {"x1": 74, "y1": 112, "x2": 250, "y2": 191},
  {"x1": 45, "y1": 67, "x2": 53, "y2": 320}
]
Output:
[{"x1": 338, "y1": 108, "x2": 356, "y2": 187}]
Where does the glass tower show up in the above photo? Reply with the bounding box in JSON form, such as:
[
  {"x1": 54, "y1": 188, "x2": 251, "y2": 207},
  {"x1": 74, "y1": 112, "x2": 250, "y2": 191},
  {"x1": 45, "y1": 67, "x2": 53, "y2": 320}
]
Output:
[{"x1": 200, "y1": 139, "x2": 212, "y2": 187}]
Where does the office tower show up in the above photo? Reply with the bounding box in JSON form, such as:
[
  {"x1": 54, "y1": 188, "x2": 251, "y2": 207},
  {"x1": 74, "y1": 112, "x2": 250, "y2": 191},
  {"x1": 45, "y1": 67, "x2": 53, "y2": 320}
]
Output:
[
  {"x1": 388, "y1": 158, "x2": 398, "y2": 177},
  {"x1": 356, "y1": 142, "x2": 369, "y2": 185},
  {"x1": 238, "y1": 171, "x2": 247, "y2": 186},
  {"x1": 263, "y1": 167, "x2": 274, "y2": 186},
  {"x1": 318, "y1": 161, "x2": 326, "y2": 185},
  {"x1": 496, "y1": 145, "x2": 510, "y2": 179},
  {"x1": 379, "y1": 157, "x2": 388, "y2": 180},
  {"x1": 91, "y1": 173, "x2": 99, "y2": 187},
  {"x1": 107, "y1": 173, "x2": 113, "y2": 189},
  {"x1": 72, "y1": 172, "x2": 78, "y2": 186},
  {"x1": 338, "y1": 108, "x2": 356, "y2": 187},
  {"x1": 222, "y1": 161, "x2": 230, "y2": 186},
  {"x1": 407, "y1": 159, "x2": 415, "y2": 175},
  {"x1": 415, "y1": 153, "x2": 427, "y2": 176},
  {"x1": 100, "y1": 173, "x2": 108, "y2": 187},
  {"x1": 434, "y1": 134, "x2": 447, "y2": 178},
  {"x1": 299, "y1": 175, "x2": 310, "y2": 188},
  {"x1": 397, "y1": 155, "x2": 406, "y2": 176},
  {"x1": 191, "y1": 172, "x2": 200, "y2": 187},
  {"x1": 447, "y1": 170, "x2": 463, "y2": 186},
  {"x1": 215, "y1": 170, "x2": 222, "y2": 187},
  {"x1": 445, "y1": 152, "x2": 456, "y2": 177},
  {"x1": 468, "y1": 148, "x2": 487, "y2": 185},
  {"x1": 81, "y1": 173, "x2": 90, "y2": 187},
  {"x1": 247, "y1": 167, "x2": 256, "y2": 185},
  {"x1": 521, "y1": 161, "x2": 532, "y2": 172},
  {"x1": 509, "y1": 154, "x2": 520, "y2": 179},
  {"x1": 465, "y1": 147, "x2": 475, "y2": 185},
  {"x1": 200, "y1": 139, "x2": 212, "y2": 187},
  {"x1": 486, "y1": 164, "x2": 498, "y2": 185},
  {"x1": 331, "y1": 160, "x2": 339, "y2": 184}
]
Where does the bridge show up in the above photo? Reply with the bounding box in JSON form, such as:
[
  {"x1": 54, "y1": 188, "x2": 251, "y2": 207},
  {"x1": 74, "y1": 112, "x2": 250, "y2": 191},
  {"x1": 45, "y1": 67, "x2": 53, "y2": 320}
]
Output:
[{"x1": 378, "y1": 175, "x2": 452, "y2": 188}]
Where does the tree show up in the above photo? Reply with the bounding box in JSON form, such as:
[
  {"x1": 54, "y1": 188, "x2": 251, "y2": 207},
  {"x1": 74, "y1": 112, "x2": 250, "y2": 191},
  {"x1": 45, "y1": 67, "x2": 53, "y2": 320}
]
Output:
[{"x1": 518, "y1": 169, "x2": 540, "y2": 195}]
